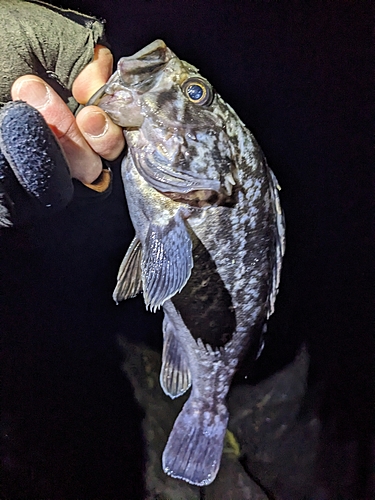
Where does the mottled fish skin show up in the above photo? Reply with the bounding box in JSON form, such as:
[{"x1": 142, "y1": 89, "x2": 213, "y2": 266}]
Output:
[{"x1": 93, "y1": 40, "x2": 285, "y2": 486}]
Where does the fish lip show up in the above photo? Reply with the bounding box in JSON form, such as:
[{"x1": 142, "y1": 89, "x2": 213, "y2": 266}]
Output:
[
  {"x1": 117, "y1": 40, "x2": 174, "y2": 90},
  {"x1": 87, "y1": 40, "x2": 170, "y2": 107},
  {"x1": 86, "y1": 72, "x2": 145, "y2": 127},
  {"x1": 122, "y1": 39, "x2": 167, "y2": 60},
  {"x1": 86, "y1": 84, "x2": 108, "y2": 106},
  {"x1": 86, "y1": 71, "x2": 122, "y2": 106}
]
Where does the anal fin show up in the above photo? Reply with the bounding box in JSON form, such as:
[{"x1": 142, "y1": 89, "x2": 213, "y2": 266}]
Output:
[
  {"x1": 162, "y1": 397, "x2": 229, "y2": 486},
  {"x1": 160, "y1": 311, "x2": 191, "y2": 399},
  {"x1": 113, "y1": 237, "x2": 143, "y2": 303}
]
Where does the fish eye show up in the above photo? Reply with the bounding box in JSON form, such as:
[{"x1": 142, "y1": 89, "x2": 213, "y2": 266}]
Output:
[{"x1": 181, "y1": 77, "x2": 213, "y2": 106}]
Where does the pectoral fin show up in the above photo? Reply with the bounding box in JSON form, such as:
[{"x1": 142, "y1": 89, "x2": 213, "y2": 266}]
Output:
[
  {"x1": 142, "y1": 213, "x2": 193, "y2": 311},
  {"x1": 160, "y1": 310, "x2": 191, "y2": 399},
  {"x1": 113, "y1": 237, "x2": 143, "y2": 303}
]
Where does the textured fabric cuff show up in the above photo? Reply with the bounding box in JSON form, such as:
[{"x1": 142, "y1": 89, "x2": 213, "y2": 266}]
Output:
[
  {"x1": 72, "y1": 164, "x2": 113, "y2": 203},
  {"x1": 82, "y1": 168, "x2": 112, "y2": 193}
]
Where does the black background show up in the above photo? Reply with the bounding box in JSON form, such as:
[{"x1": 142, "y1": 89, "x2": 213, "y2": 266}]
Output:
[{"x1": 1, "y1": 1, "x2": 374, "y2": 498}]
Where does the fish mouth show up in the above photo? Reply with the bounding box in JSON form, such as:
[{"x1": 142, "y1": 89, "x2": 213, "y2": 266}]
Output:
[
  {"x1": 86, "y1": 83, "x2": 109, "y2": 107},
  {"x1": 87, "y1": 39, "x2": 170, "y2": 106},
  {"x1": 87, "y1": 40, "x2": 173, "y2": 127},
  {"x1": 87, "y1": 70, "x2": 145, "y2": 127}
]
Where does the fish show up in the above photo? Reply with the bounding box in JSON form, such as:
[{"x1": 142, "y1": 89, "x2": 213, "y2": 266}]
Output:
[{"x1": 89, "y1": 39, "x2": 285, "y2": 486}]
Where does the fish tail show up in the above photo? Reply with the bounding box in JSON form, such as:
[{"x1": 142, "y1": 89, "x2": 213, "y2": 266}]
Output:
[{"x1": 162, "y1": 396, "x2": 229, "y2": 486}]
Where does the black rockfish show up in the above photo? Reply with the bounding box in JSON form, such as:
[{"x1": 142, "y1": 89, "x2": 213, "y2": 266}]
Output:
[{"x1": 89, "y1": 40, "x2": 285, "y2": 486}]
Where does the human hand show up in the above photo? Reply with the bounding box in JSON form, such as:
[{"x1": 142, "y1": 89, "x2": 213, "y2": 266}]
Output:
[{"x1": 11, "y1": 45, "x2": 125, "y2": 185}]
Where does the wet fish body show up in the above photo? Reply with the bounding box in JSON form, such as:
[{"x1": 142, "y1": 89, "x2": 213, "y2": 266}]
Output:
[{"x1": 91, "y1": 40, "x2": 285, "y2": 486}]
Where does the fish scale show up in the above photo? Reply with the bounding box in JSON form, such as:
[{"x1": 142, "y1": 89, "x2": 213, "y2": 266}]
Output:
[{"x1": 89, "y1": 39, "x2": 285, "y2": 486}]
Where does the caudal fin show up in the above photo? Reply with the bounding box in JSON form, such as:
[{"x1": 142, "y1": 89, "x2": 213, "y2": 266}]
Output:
[{"x1": 162, "y1": 397, "x2": 229, "y2": 486}]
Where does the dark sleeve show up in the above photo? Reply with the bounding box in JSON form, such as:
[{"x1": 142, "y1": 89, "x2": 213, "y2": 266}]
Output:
[{"x1": 0, "y1": 0, "x2": 106, "y2": 113}]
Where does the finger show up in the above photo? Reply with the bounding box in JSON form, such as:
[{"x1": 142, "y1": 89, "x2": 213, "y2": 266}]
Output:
[
  {"x1": 11, "y1": 75, "x2": 102, "y2": 184},
  {"x1": 73, "y1": 45, "x2": 124, "y2": 159},
  {"x1": 72, "y1": 45, "x2": 114, "y2": 105},
  {"x1": 75, "y1": 105, "x2": 125, "y2": 161}
]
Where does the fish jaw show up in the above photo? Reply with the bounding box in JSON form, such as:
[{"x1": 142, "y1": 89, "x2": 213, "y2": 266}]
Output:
[
  {"x1": 97, "y1": 88, "x2": 144, "y2": 127},
  {"x1": 89, "y1": 39, "x2": 174, "y2": 127},
  {"x1": 116, "y1": 39, "x2": 173, "y2": 88},
  {"x1": 88, "y1": 70, "x2": 145, "y2": 128}
]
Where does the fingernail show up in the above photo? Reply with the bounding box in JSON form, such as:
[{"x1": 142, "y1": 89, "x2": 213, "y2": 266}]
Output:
[
  {"x1": 84, "y1": 111, "x2": 108, "y2": 138},
  {"x1": 14, "y1": 78, "x2": 50, "y2": 109}
]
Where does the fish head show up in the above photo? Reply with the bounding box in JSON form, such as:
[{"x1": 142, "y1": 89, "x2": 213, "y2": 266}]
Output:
[{"x1": 91, "y1": 40, "x2": 240, "y2": 206}]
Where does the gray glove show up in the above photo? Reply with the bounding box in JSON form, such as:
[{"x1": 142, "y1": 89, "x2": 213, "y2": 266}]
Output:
[
  {"x1": 0, "y1": 0, "x2": 107, "y2": 226},
  {"x1": 0, "y1": 0, "x2": 106, "y2": 112}
]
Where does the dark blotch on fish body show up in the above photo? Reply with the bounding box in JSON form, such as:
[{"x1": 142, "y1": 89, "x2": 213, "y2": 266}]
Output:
[
  {"x1": 156, "y1": 89, "x2": 179, "y2": 110},
  {"x1": 171, "y1": 230, "x2": 236, "y2": 348}
]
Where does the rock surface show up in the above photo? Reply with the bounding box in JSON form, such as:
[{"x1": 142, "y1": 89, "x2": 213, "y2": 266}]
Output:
[{"x1": 119, "y1": 338, "x2": 317, "y2": 499}]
